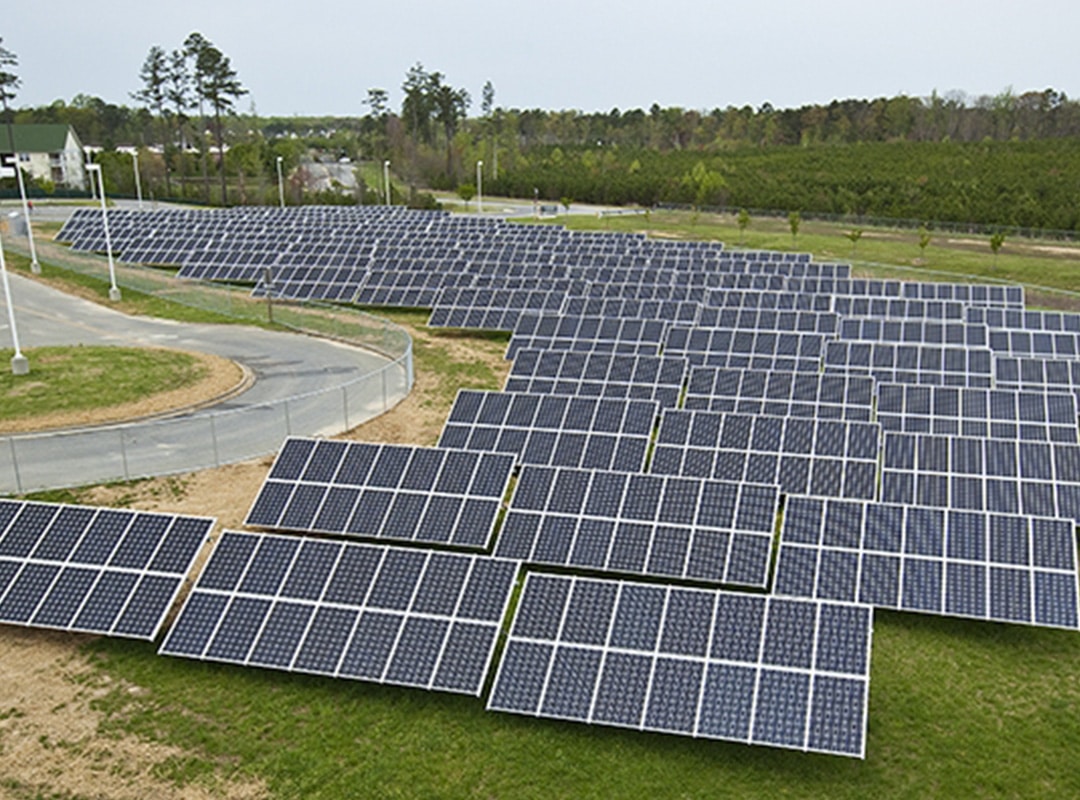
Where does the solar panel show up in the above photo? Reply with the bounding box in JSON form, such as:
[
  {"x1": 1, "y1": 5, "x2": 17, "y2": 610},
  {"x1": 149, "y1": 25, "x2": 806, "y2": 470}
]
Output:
[
  {"x1": 496, "y1": 465, "x2": 779, "y2": 587},
  {"x1": 880, "y1": 432, "x2": 1080, "y2": 522},
  {"x1": 160, "y1": 531, "x2": 519, "y2": 696},
  {"x1": 487, "y1": 573, "x2": 873, "y2": 758},
  {"x1": 438, "y1": 391, "x2": 657, "y2": 473},
  {"x1": 652, "y1": 410, "x2": 881, "y2": 500},
  {"x1": 875, "y1": 384, "x2": 1080, "y2": 442},
  {"x1": 505, "y1": 349, "x2": 689, "y2": 409},
  {"x1": 774, "y1": 496, "x2": 1080, "y2": 629},
  {"x1": 246, "y1": 438, "x2": 515, "y2": 549},
  {"x1": 507, "y1": 314, "x2": 668, "y2": 360},
  {"x1": 838, "y1": 317, "x2": 989, "y2": 347},
  {"x1": 988, "y1": 328, "x2": 1080, "y2": 360},
  {"x1": 697, "y1": 308, "x2": 840, "y2": 335},
  {"x1": 824, "y1": 341, "x2": 994, "y2": 387},
  {"x1": 0, "y1": 500, "x2": 212, "y2": 640},
  {"x1": 684, "y1": 367, "x2": 875, "y2": 421},
  {"x1": 664, "y1": 327, "x2": 827, "y2": 372}
]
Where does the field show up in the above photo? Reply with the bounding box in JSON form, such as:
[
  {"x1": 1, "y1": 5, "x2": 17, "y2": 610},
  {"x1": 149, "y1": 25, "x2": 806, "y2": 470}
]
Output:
[{"x1": 2, "y1": 209, "x2": 1080, "y2": 797}]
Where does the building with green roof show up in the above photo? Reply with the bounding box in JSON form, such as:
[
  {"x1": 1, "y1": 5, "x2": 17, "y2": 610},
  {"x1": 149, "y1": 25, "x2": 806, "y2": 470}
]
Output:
[{"x1": 1, "y1": 124, "x2": 87, "y2": 190}]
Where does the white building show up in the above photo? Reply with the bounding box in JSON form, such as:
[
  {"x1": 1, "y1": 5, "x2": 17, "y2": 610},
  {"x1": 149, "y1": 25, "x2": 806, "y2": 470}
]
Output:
[{"x1": 1, "y1": 124, "x2": 87, "y2": 190}]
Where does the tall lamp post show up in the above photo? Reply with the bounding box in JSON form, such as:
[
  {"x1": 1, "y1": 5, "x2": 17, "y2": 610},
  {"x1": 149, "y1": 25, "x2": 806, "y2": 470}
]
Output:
[
  {"x1": 476, "y1": 160, "x2": 483, "y2": 214},
  {"x1": 132, "y1": 149, "x2": 144, "y2": 210},
  {"x1": 383, "y1": 160, "x2": 391, "y2": 205},
  {"x1": 275, "y1": 156, "x2": 285, "y2": 208},
  {"x1": 0, "y1": 232, "x2": 28, "y2": 375},
  {"x1": 85, "y1": 164, "x2": 122, "y2": 302}
]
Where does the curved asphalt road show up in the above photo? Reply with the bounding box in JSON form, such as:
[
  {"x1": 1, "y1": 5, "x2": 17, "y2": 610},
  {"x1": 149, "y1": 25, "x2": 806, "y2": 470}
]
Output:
[{"x1": 0, "y1": 272, "x2": 410, "y2": 493}]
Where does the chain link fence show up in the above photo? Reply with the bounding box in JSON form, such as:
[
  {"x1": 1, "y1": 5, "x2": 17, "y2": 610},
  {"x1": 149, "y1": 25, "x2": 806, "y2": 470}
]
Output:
[{"x1": 0, "y1": 231, "x2": 414, "y2": 494}]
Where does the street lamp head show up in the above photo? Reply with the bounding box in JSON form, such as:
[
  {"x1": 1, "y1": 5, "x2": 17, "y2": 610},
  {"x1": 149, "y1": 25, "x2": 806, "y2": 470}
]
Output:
[
  {"x1": 384, "y1": 160, "x2": 390, "y2": 167},
  {"x1": 276, "y1": 156, "x2": 283, "y2": 163},
  {"x1": 86, "y1": 163, "x2": 100, "y2": 172}
]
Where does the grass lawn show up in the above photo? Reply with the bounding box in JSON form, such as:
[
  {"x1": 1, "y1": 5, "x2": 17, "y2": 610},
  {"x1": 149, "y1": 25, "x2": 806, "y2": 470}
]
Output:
[
  {"x1": 83, "y1": 609, "x2": 1080, "y2": 798},
  {"x1": 0, "y1": 346, "x2": 206, "y2": 423}
]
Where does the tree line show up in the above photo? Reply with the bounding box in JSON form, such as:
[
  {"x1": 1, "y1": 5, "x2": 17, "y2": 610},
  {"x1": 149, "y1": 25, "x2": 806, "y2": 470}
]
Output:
[{"x1": 3, "y1": 35, "x2": 1080, "y2": 227}]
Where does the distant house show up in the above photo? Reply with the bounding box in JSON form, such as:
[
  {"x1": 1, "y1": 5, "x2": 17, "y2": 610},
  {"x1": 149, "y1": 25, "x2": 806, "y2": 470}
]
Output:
[{"x1": 1, "y1": 124, "x2": 87, "y2": 191}]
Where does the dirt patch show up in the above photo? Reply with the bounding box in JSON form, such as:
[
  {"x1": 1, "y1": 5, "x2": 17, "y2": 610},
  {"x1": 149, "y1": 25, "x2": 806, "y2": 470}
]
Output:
[
  {"x1": 0, "y1": 627, "x2": 269, "y2": 799},
  {"x1": 0, "y1": 351, "x2": 248, "y2": 434}
]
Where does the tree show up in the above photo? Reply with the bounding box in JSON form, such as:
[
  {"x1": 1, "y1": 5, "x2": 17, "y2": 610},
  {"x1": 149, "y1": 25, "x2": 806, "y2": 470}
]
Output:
[
  {"x1": 481, "y1": 81, "x2": 495, "y2": 118},
  {"x1": 184, "y1": 33, "x2": 213, "y2": 201},
  {"x1": 788, "y1": 210, "x2": 801, "y2": 243},
  {"x1": 0, "y1": 37, "x2": 20, "y2": 153},
  {"x1": 845, "y1": 227, "x2": 863, "y2": 256},
  {"x1": 132, "y1": 45, "x2": 170, "y2": 194},
  {"x1": 191, "y1": 37, "x2": 247, "y2": 205},
  {"x1": 736, "y1": 208, "x2": 750, "y2": 245},
  {"x1": 401, "y1": 62, "x2": 435, "y2": 145},
  {"x1": 918, "y1": 225, "x2": 931, "y2": 260},
  {"x1": 560, "y1": 196, "x2": 573, "y2": 213},
  {"x1": 990, "y1": 230, "x2": 1006, "y2": 266},
  {"x1": 457, "y1": 183, "x2": 475, "y2": 203},
  {"x1": 432, "y1": 79, "x2": 469, "y2": 175},
  {"x1": 165, "y1": 48, "x2": 192, "y2": 191}
]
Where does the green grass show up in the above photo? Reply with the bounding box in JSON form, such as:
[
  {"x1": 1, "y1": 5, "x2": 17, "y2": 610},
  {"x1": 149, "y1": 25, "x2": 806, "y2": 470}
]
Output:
[
  {"x1": 83, "y1": 610, "x2": 1080, "y2": 798},
  {"x1": 0, "y1": 346, "x2": 207, "y2": 423},
  {"x1": 533, "y1": 209, "x2": 1080, "y2": 307}
]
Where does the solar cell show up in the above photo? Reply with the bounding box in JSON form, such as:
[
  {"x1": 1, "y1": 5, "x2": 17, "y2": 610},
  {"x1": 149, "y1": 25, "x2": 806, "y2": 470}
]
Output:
[
  {"x1": 246, "y1": 438, "x2": 514, "y2": 549},
  {"x1": 160, "y1": 531, "x2": 518, "y2": 696},
  {"x1": 488, "y1": 573, "x2": 873, "y2": 757},
  {"x1": 774, "y1": 496, "x2": 1080, "y2": 629},
  {"x1": 0, "y1": 500, "x2": 212, "y2": 640}
]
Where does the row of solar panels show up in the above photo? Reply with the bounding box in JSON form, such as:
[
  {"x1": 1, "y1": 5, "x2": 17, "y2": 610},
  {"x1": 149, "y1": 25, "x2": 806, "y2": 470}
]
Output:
[{"x1": 0, "y1": 495, "x2": 875, "y2": 757}]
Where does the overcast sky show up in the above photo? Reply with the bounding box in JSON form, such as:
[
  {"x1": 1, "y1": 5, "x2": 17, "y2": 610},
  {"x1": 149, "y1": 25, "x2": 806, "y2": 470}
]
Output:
[{"x1": 5, "y1": 1, "x2": 1078, "y2": 117}]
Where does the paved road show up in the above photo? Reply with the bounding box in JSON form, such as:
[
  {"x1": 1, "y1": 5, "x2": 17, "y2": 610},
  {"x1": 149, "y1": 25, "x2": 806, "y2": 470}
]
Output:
[{"x1": 0, "y1": 273, "x2": 410, "y2": 493}]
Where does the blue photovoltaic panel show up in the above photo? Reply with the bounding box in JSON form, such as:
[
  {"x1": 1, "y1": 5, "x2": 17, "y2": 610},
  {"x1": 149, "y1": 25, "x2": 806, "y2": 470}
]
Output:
[
  {"x1": 246, "y1": 438, "x2": 515, "y2": 549},
  {"x1": 774, "y1": 496, "x2": 1080, "y2": 629},
  {"x1": 505, "y1": 349, "x2": 689, "y2": 409},
  {"x1": 495, "y1": 465, "x2": 779, "y2": 587},
  {"x1": 652, "y1": 410, "x2": 880, "y2": 500},
  {"x1": 160, "y1": 531, "x2": 518, "y2": 696},
  {"x1": 663, "y1": 327, "x2": 826, "y2": 372},
  {"x1": 438, "y1": 390, "x2": 657, "y2": 473},
  {"x1": 879, "y1": 432, "x2": 1080, "y2": 522},
  {"x1": 506, "y1": 315, "x2": 668, "y2": 361},
  {"x1": 823, "y1": 341, "x2": 994, "y2": 388},
  {"x1": 0, "y1": 500, "x2": 212, "y2": 640},
  {"x1": 684, "y1": 367, "x2": 875, "y2": 421},
  {"x1": 488, "y1": 573, "x2": 873, "y2": 758}
]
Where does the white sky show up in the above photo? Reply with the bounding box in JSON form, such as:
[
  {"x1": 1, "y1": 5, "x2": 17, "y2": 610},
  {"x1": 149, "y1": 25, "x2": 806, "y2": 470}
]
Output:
[{"x1": 5, "y1": 0, "x2": 1079, "y2": 116}]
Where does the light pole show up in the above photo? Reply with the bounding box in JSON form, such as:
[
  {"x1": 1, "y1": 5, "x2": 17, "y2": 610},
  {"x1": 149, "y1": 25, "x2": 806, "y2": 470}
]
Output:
[
  {"x1": 383, "y1": 160, "x2": 391, "y2": 205},
  {"x1": 132, "y1": 149, "x2": 144, "y2": 210},
  {"x1": 85, "y1": 164, "x2": 122, "y2": 302},
  {"x1": 0, "y1": 232, "x2": 28, "y2": 375},
  {"x1": 476, "y1": 160, "x2": 483, "y2": 214},
  {"x1": 3, "y1": 134, "x2": 41, "y2": 274},
  {"x1": 275, "y1": 156, "x2": 285, "y2": 208}
]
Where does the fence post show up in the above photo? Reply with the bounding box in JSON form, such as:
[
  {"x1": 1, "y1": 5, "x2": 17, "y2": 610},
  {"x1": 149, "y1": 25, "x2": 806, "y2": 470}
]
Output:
[
  {"x1": 8, "y1": 437, "x2": 22, "y2": 495},
  {"x1": 119, "y1": 428, "x2": 130, "y2": 480},
  {"x1": 210, "y1": 414, "x2": 221, "y2": 467}
]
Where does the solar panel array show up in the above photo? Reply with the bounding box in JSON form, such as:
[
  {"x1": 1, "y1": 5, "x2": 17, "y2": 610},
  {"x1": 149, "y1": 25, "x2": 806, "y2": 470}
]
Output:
[
  {"x1": 160, "y1": 531, "x2": 518, "y2": 695},
  {"x1": 505, "y1": 349, "x2": 689, "y2": 408},
  {"x1": 880, "y1": 432, "x2": 1080, "y2": 520},
  {"x1": 245, "y1": 438, "x2": 515, "y2": 549},
  {"x1": 496, "y1": 467, "x2": 779, "y2": 587},
  {"x1": 49, "y1": 203, "x2": 1080, "y2": 760},
  {"x1": 0, "y1": 500, "x2": 212, "y2": 640},
  {"x1": 488, "y1": 573, "x2": 873, "y2": 757},
  {"x1": 876, "y1": 384, "x2": 1080, "y2": 442},
  {"x1": 437, "y1": 391, "x2": 657, "y2": 472},
  {"x1": 652, "y1": 411, "x2": 881, "y2": 500},
  {"x1": 684, "y1": 368, "x2": 875, "y2": 421},
  {"x1": 774, "y1": 496, "x2": 1079, "y2": 629}
]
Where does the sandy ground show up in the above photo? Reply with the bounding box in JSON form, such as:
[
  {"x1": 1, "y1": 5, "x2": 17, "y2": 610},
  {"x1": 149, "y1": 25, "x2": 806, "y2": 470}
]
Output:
[{"x1": 0, "y1": 318, "x2": 506, "y2": 799}]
